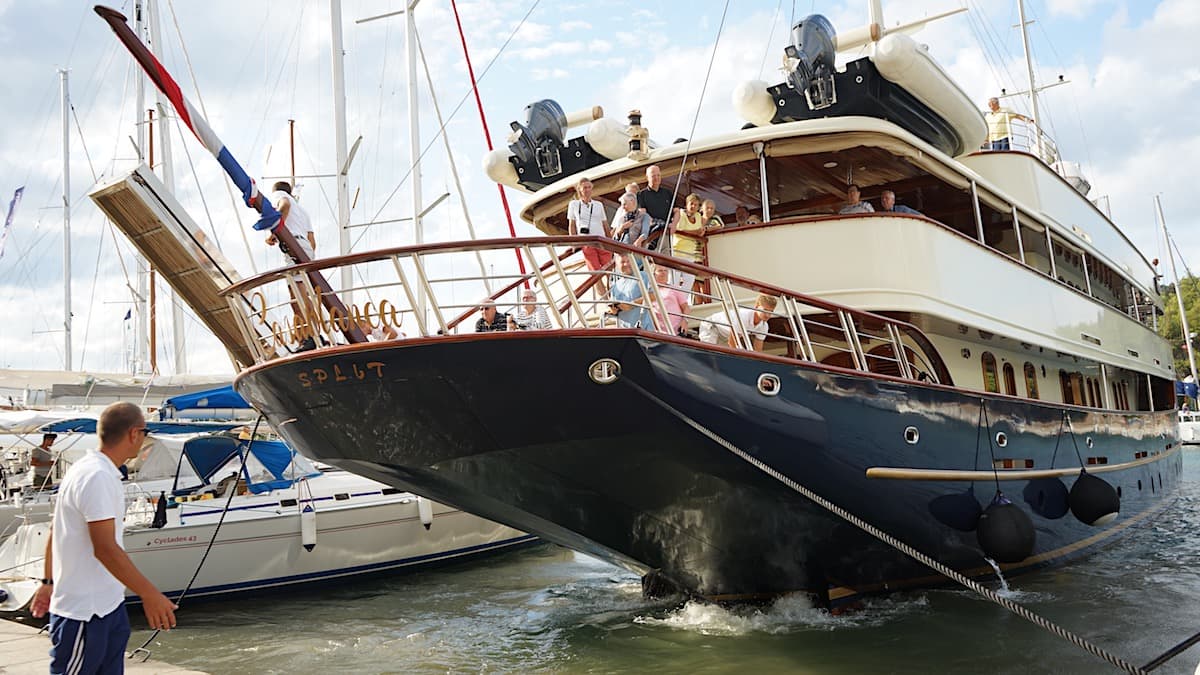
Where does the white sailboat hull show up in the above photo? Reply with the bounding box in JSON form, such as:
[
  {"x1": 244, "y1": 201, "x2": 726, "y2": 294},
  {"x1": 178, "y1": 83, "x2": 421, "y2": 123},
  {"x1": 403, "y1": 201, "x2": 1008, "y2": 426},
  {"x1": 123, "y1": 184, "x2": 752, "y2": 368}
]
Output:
[{"x1": 0, "y1": 473, "x2": 533, "y2": 612}]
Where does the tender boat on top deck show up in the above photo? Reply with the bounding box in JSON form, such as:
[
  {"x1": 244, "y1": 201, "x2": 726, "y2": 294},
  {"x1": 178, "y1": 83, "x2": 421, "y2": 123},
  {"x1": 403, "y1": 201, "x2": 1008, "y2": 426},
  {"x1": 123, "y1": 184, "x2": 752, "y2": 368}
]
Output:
[{"x1": 120, "y1": 6, "x2": 1180, "y2": 604}]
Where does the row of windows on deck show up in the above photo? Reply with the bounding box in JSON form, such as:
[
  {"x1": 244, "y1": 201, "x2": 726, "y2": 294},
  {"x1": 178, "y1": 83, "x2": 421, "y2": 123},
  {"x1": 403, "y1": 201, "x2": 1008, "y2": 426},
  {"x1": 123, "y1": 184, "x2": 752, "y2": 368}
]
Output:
[{"x1": 979, "y1": 351, "x2": 1133, "y2": 411}]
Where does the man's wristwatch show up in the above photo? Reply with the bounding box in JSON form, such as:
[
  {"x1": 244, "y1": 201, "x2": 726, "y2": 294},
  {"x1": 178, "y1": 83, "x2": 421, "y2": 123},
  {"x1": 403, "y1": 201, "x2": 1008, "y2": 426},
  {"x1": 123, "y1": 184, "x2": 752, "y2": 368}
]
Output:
[{"x1": 39, "y1": 578, "x2": 53, "y2": 585}]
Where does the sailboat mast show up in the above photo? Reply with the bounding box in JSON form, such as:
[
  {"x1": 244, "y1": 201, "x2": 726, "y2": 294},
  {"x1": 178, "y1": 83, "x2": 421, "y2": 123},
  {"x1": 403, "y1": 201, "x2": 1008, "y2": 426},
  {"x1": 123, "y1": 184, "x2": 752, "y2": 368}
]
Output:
[
  {"x1": 1016, "y1": 0, "x2": 1044, "y2": 160},
  {"x1": 331, "y1": 0, "x2": 352, "y2": 299},
  {"x1": 132, "y1": 0, "x2": 149, "y2": 374},
  {"x1": 60, "y1": 69, "x2": 72, "y2": 371},
  {"x1": 406, "y1": 1, "x2": 425, "y2": 317},
  {"x1": 147, "y1": 0, "x2": 186, "y2": 373},
  {"x1": 1158, "y1": 195, "x2": 1199, "y2": 387}
]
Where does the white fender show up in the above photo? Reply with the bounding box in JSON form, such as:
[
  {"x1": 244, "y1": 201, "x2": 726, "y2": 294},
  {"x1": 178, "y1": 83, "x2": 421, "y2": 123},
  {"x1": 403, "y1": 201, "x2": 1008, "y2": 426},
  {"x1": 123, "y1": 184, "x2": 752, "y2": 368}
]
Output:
[
  {"x1": 585, "y1": 116, "x2": 647, "y2": 160},
  {"x1": 732, "y1": 80, "x2": 777, "y2": 128},
  {"x1": 870, "y1": 33, "x2": 986, "y2": 155},
  {"x1": 417, "y1": 496, "x2": 433, "y2": 530},
  {"x1": 483, "y1": 149, "x2": 523, "y2": 189},
  {"x1": 300, "y1": 503, "x2": 317, "y2": 552}
]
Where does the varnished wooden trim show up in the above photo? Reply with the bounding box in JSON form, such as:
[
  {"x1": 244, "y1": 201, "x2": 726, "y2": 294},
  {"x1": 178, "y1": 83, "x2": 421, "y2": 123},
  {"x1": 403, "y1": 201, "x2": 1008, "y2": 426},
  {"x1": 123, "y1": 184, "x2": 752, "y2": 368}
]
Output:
[{"x1": 866, "y1": 444, "x2": 1179, "y2": 481}]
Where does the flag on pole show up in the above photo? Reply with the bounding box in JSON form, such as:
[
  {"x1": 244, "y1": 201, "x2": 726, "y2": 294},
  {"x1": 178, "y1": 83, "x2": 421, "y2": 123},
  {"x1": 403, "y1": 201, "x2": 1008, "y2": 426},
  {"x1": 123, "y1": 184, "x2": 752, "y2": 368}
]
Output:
[{"x1": 0, "y1": 186, "x2": 23, "y2": 260}]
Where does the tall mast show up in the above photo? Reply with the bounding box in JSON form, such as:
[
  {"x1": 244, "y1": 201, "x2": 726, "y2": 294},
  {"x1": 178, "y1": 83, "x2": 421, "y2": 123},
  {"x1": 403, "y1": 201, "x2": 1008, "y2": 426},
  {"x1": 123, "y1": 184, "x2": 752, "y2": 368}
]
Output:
[
  {"x1": 406, "y1": 1, "x2": 424, "y2": 315},
  {"x1": 1158, "y1": 196, "x2": 1198, "y2": 387},
  {"x1": 1016, "y1": 0, "x2": 1044, "y2": 160},
  {"x1": 331, "y1": 0, "x2": 352, "y2": 298},
  {"x1": 132, "y1": 0, "x2": 149, "y2": 374},
  {"x1": 147, "y1": 0, "x2": 186, "y2": 373},
  {"x1": 60, "y1": 69, "x2": 72, "y2": 371}
]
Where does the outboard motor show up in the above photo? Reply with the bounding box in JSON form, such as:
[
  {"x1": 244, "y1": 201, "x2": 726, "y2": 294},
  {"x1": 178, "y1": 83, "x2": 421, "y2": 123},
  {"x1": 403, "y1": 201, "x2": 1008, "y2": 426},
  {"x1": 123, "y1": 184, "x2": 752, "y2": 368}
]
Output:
[
  {"x1": 784, "y1": 15, "x2": 838, "y2": 110},
  {"x1": 507, "y1": 99, "x2": 568, "y2": 179}
]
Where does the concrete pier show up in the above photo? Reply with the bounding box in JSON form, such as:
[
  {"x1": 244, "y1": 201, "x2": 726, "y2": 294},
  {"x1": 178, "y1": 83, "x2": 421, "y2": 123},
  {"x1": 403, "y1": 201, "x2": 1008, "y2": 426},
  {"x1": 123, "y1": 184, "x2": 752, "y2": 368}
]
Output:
[{"x1": 1, "y1": 617, "x2": 206, "y2": 674}]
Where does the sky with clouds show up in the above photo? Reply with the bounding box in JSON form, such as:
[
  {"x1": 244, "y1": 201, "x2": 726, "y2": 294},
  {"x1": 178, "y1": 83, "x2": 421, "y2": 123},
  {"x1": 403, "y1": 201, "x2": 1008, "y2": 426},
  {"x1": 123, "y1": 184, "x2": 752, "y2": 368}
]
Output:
[{"x1": 0, "y1": 0, "x2": 1195, "y2": 377}]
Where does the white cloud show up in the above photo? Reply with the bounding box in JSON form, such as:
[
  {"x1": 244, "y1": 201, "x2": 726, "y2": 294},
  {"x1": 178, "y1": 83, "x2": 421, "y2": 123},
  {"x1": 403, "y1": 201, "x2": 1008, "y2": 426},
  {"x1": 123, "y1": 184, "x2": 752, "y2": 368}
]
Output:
[
  {"x1": 531, "y1": 68, "x2": 570, "y2": 81},
  {"x1": 560, "y1": 20, "x2": 592, "y2": 32},
  {"x1": 1046, "y1": 0, "x2": 1109, "y2": 18}
]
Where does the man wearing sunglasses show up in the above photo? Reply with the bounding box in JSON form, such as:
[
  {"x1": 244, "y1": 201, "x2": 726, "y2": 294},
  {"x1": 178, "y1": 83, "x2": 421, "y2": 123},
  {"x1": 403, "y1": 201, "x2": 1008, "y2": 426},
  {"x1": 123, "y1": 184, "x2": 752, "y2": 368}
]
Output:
[{"x1": 30, "y1": 402, "x2": 177, "y2": 674}]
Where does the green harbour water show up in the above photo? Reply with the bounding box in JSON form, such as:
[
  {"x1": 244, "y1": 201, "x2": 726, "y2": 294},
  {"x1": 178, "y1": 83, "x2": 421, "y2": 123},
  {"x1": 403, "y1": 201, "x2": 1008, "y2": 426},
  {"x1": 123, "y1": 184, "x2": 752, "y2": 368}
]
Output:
[{"x1": 124, "y1": 450, "x2": 1200, "y2": 674}]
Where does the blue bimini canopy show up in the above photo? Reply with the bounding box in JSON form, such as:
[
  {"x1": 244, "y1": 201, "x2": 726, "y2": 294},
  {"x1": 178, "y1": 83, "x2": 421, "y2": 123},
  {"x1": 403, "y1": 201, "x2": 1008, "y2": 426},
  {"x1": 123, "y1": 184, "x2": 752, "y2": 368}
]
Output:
[
  {"x1": 177, "y1": 435, "x2": 319, "y2": 495},
  {"x1": 40, "y1": 419, "x2": 240, "y2": 435},
  {"x1": 163, "y1": 385, "x2": 250, "y2": 412},
  {"x1": 1176, "y1": 381, "x2": 1198, "y2": 399}
]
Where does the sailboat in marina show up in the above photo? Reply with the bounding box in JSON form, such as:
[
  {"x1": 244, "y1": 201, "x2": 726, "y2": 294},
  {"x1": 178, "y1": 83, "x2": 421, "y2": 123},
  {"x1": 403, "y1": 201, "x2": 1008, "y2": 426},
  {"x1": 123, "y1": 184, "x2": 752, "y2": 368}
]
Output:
[
  {"x1": 0, "y1": 1, "x2": 543, "y2": 610},
  {"x1": 86, "y1": 0, "x2": 1184, "y2": 625}
]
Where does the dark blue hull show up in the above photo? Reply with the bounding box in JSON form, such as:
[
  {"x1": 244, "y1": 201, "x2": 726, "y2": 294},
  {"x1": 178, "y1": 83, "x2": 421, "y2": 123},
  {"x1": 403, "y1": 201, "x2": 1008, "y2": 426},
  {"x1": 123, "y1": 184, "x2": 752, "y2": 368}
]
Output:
[{"x1": 235, "y1": 333, "x2": 1181, "y2": 599}]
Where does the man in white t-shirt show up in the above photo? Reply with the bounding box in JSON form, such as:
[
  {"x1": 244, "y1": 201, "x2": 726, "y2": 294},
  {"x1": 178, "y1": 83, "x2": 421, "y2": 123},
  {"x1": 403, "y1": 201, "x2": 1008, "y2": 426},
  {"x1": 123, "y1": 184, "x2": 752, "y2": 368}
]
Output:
[
  {"x1": 30, "y1": 402, "x2": 177, "y2": 674},
  {"x1": 698, "y1": 294, "x2": 779, "y2": 351},
  {"x1": 567, "y1": 177, "x2": 612, "y2": 296},
  {"x1": 265, "y1": 181, "x2": 316, "y2": 263}
]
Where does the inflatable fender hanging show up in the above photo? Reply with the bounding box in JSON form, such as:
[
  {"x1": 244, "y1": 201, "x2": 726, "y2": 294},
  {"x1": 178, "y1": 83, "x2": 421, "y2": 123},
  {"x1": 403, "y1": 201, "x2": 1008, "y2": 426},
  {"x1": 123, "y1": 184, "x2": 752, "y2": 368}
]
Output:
[
  {"x1": 977, "y1": 492, "x2": 1035, "y2": 563},
  {"x1": 301, "y1": 503, "x2": 317, "y2": 552},
  {"x1": 1069, "y1": 469, "x2": 1120, "y2": 526},
  {"x1": 417, "y1": 496, "x2": 433, "y2": 530},
  {"x1": 929, "y1": 486, "x2": 983, "y2": 532},
  {"x1": 1023, "y1": 477, "x2": 1071, "y2": 520}
]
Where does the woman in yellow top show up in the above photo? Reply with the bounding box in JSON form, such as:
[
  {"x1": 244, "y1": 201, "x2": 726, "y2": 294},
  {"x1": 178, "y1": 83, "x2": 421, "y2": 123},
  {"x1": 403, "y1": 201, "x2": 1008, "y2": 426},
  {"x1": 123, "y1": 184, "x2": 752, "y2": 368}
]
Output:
[{"x1": 670, "y1": 193, "x2": 706, "y2": 293}]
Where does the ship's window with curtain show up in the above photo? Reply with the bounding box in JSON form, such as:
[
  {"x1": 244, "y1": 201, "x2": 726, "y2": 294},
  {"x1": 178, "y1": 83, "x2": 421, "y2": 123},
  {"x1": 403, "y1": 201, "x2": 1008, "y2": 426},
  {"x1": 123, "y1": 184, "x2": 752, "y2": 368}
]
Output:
[
  {"x1": 1002, "y1": 362, "x2": 1017, "y2": 395},
  {"x1": 981, "y1": 352, "x2": 999, "y2": 393},
  {"x1": 1024, "y1": 362, "x2": 1040, "y2": 399}
]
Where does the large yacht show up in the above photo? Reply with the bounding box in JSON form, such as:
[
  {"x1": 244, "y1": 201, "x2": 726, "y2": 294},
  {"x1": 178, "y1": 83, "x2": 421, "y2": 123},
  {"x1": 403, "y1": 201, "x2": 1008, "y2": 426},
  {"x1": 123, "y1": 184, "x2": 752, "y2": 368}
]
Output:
[{"x1": 95, "y1": 2, "x2": 1181, "y2": 603}]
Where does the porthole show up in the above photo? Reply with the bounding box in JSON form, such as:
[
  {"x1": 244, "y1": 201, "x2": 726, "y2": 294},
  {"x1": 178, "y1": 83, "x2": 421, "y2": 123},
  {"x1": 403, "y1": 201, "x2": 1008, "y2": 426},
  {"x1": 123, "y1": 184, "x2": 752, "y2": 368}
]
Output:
[
  {"x1": 1117, "y1": 486, "x2": 1122, "y2": 499},
  {"x1": 757, "y1": 373, "x2": 781, "y2": 396},
  {"x1": 904, "y1": 426, "x2": 920, "y2": 445},
  {"x1": 1137, "y1": 479, "x2": 1142, "y2": 491},
  {"x1": 1085, "y1": 437, "x2": 1094, "y2": 448},
  {"x1": 995, "y1": 432, "x2": 1008, "y2": 448},
  {"x1": 855, "y1": 75, "x2": 864, "y2": 84},
  {"x1": 588, "y1": 358, "x2": 621, "y2": 385}
]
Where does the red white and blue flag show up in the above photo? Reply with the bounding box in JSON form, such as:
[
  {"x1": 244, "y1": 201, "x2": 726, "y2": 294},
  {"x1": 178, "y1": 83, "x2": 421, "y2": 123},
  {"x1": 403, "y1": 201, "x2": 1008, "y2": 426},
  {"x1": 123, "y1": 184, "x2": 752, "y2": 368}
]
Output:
[
  {"x1": 0, "y1": 186, "x2": 23, "y2": 260},
  {"x1": 93, "y1": 6, "x2": 280, "y2": 233}
]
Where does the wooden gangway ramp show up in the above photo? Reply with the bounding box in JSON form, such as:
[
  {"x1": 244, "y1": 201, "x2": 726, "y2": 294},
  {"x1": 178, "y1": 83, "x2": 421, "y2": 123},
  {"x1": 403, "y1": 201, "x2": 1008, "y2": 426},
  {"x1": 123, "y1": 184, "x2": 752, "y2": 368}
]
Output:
[{"x1": 89, "y1": 165, "x2": 260, "y2": 368}]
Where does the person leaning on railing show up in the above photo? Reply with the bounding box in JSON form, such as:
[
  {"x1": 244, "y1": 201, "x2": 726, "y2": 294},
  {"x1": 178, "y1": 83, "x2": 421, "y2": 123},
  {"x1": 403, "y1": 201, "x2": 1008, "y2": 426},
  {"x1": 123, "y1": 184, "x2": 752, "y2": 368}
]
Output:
[
  {"x1": 611, "y1": 193, "x2": 651, "y2": 247},
  {"x1": 651, "y1": 264, "x2": 691, "y2": 337},
  {"x1": 670, "y1": 193, "x2": 706, "y2": 293},
  {"x1": 475, "y1": 300, "x2": 509, "y2": 332},
  {"x1": 605, "y1": 254, "x2": 653, "y2": 329},
  {"x1": 984, "y1": 97, "x2": 1030, "y2": 151},
  {"x1": 508, "y1": 289, "x2": 553, "y2": 331},
  {"x1": 698, "y1": 294, "x2": 779, "y2": 352},
  {"x1": 635, "y1": 164, "x2": 677, "y2": 250},
  {"x1": 701, "y1": 199, "x2": 724, "y2": 230}
]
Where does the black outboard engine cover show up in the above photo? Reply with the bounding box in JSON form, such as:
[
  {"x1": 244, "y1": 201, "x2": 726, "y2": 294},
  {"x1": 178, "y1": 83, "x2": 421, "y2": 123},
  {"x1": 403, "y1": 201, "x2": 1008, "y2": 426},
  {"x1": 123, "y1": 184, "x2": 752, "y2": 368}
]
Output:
[
  {"x1": 504, "y1": 98, "x2": 611, "y2": 191},
  {"x1": 508, "y1": 99, "x2": 568, "y2": 178},
  {"x1": 784, "y1": 14, "x2": 837, "y2": 110}
]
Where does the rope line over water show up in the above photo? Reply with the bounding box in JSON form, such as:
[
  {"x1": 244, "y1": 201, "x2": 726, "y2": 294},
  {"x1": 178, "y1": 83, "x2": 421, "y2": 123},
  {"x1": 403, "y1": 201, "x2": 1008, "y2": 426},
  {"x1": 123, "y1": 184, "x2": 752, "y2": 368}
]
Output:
[{"x1": 624, "y1": 378, "x2": 1149, "y2": 674}]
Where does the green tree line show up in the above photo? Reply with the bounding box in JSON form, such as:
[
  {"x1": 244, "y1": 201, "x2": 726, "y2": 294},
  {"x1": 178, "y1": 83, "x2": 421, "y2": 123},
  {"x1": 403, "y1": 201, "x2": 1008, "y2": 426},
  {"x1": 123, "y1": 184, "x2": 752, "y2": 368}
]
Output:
[{"x1": 1158, "y1": 276, "x2": 1200, "y2": 378}]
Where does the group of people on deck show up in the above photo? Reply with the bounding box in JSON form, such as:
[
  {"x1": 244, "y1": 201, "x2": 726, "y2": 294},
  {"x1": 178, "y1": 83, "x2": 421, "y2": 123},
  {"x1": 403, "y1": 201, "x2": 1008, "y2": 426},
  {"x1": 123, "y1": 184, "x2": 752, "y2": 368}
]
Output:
[{"x1": 838, "y1": 185, "x2": 922, "y2": 216}]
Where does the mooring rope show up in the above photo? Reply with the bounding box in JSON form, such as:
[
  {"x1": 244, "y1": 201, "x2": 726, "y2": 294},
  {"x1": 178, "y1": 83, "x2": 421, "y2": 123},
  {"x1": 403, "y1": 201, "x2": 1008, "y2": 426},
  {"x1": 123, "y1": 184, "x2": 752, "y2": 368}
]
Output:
[
  {"x1": 127, "y1": 415, "x2": 264, "y2": 662},
  {"x1": 622, "y1": 378, "x2": 1148, "y2": 674}
]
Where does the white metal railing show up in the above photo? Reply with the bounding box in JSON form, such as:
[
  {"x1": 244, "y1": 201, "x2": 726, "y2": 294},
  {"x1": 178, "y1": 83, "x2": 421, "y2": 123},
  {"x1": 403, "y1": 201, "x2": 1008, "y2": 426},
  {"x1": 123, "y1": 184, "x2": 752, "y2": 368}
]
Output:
[{"x1": 221, "y1": 237, "x2": 947, "y2": 383}]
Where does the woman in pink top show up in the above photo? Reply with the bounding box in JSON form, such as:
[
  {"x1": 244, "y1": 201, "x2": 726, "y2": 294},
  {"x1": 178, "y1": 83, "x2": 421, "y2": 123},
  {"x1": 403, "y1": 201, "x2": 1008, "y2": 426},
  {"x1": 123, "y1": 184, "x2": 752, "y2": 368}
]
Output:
[{"x1": 652, "y1": 265, "x2": 691, "y2": 336}]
